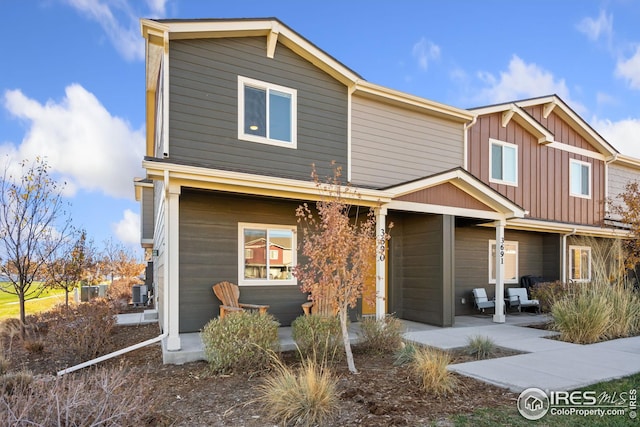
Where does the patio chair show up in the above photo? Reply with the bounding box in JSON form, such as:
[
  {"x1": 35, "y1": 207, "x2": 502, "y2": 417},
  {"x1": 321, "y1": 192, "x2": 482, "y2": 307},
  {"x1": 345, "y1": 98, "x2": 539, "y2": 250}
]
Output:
[
  {"x1": 472, "y1": 288, "x2": 496, "y2": 313},
  {"x1": 506, "y1": 287, "x2": 540, "y2": 313},
  {"x1": 212, "y1": 281, "x2": 269, "y2": 318},
  {"x1": 302, "y1": 286, "x2": 338, "y2": 316}
]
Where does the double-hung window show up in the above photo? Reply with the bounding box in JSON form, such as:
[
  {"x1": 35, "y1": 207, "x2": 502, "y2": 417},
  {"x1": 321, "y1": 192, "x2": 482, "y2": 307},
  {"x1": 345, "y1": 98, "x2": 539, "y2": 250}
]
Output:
[
  {"x1": 569, "y1": 245, "x2": 591, "y2": 282},
  {"x1": 239, "y1": 223, "x2": 296, "y2": 285},
  {"x1": 489, "y1": 139, "x2": 518, "y2": 186},
  {"x1": 489, "y1": 240, "x2": 519, "y2": 284},
  {"x1": 238, "y1": 76, "x2": 297, "y2": 148},
  {"x1": 570, "y1": 159, "x2": 591, "y2": 198}
]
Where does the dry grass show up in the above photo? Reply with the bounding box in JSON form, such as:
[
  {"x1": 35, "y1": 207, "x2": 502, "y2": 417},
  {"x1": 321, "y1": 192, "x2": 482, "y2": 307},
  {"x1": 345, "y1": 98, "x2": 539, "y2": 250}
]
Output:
[
  {"x1": 411, "y1": 346, "x2": 457, "y2": 396},
  {"x1": 357, "y1": 314, "x2": 405, "y2": 354},
  {"x1": 258, "y1": 355, "x2": 338, "y2": 427},
  {"x1": 465, "y1": 335, "x2": 496, "y2": 360}
]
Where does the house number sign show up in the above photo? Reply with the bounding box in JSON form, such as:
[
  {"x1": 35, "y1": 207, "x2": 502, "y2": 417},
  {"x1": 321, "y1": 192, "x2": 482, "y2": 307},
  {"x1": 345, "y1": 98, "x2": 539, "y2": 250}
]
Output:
[
  {"x1": 499, "y1": 237, "x2": 505, "y2": 265},
  {"x1": 378, "y1": 228, "x2": 386, "y2": 262}
]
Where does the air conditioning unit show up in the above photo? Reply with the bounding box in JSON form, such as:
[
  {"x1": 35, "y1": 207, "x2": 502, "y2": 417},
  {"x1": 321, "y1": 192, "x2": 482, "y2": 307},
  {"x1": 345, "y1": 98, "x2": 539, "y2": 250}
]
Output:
[{"x1": 132, "y1": 284, "x2": 148, "y2": 306}]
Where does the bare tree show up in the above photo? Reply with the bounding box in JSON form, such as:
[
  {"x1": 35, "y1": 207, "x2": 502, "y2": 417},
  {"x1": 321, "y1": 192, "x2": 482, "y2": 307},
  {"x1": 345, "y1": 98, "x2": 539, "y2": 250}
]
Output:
[
  {"x1": 610, "y1": 181, "x2": 640, "y2": 269},
  {"x1": 101, "y1": 238, "x2": 144, "y2": 284},
  {"x1": 45, "y1": 229, "x2": 94, "y2": 308},
  {"x1": 0, "y1": 157, "x2": 72, "y2": 326},
  {"x1": 294, "y1": 165, "x2": 390, "y2": 373}
]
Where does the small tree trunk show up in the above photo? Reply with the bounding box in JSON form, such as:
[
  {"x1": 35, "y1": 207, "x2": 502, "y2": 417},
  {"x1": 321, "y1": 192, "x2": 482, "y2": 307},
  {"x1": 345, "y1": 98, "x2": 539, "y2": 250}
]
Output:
[
  {"x1": 339, "y1": 307, "x2": 358, "y2": 374},
  {"x1": 18, "y1": 293, "x2": 26, "y2": 338},
  {"x1": 65, "y1": 289, "x2": 70, "y2": 308}
]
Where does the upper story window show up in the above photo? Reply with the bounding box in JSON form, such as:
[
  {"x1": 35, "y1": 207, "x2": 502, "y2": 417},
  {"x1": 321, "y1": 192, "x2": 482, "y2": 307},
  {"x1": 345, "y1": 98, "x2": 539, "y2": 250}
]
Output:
[
  {"x1": 489, "y1": 139, "x2": 518, "y2": 186},
  {"x1": 569, "y1": 245, "x2": 591, "y2": 282},
  {"x1": 238, "y1": 76, "x2": 297, "y2": 148},
  {"x1": 489, "y1": 239, "x2": 519, "y2": 284},
  {"x1": 570, "y1": 159, "x2": 591, "y2": 199},
  {"x1": 238, "y1": 223, "x2": 296, "y2": 285}
]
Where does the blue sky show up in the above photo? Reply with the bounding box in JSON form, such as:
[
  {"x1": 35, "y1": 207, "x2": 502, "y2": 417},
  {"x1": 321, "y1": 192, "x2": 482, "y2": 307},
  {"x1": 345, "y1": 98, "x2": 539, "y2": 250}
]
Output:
[{"x1": 1, "y1": 0, "x2": 640, "y2": 254}]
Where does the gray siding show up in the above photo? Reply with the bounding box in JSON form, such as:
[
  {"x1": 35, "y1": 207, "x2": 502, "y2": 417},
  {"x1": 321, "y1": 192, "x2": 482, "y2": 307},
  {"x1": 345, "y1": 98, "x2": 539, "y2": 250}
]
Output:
[
  {"x1": 351, "y1": 95, "x2": 464, "y2": 188},
  {"x1": 178, "y1": 190, "x2": 307, "y2": 332},
  {"x1": 454, "y1": 227, "x2": 560, "y2": 315},
  {"x1": 153, "y1": 181, "x2": 166, "y2": 332},
  {"x1": 168, "y1": 37, "x2": 348, "y2": 180},
  {"x1": 608, "y1": 163, "x2": 640, "y2": 220},
  {"x1": 388, "y1": 213, "x2": 455, "y2": 326}
]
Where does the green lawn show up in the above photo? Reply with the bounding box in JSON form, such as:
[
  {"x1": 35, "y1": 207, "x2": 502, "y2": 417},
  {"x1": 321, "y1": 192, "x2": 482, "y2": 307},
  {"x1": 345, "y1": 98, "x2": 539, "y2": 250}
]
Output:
[
  {"x1": 0, "y1": 283, "x2": 68, "y2": 319},
  {"x1": 452, "y1": 373, "x2": 640, "y2": 426}
]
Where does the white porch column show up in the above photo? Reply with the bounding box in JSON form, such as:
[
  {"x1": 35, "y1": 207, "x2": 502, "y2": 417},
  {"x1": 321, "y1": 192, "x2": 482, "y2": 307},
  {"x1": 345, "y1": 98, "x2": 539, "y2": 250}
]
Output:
[
  {"x1": 166, "y1": 183, "x2": 181, "y2": 350},
  {"x1": 493, "y1": 219, "x2": 506, "y2": 323},
  {"x1": 375, "y1": 207, "x2": 387, "y2": 320}
]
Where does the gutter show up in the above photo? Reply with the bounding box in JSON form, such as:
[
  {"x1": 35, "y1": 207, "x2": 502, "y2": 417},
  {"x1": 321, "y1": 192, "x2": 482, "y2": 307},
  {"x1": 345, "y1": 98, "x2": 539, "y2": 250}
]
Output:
[
  {"x1": 57, "y1": 331, "x2": 167, "y2": 376},
  {"x1": 463, "y1": 115, "x2": 478, "y2": 170}
]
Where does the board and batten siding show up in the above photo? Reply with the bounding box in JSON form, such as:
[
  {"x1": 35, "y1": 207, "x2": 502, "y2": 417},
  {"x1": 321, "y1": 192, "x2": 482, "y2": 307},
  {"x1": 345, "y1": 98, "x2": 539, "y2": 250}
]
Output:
[
  {"x1": 468, "y1": 112, "x2": 605, "y2": 225},
  {"x1": 167, "y1": 37, "x2": 348, "y2": 180},
  {"x1": 141, "y1": 186, "x2": 154, "y2": 242},
  {"x1": 178, "y1": 190, "x2": 307, "y2": 333},
  {"x1": 351, "y1": 95, "x2": 465, "y2": 188}
]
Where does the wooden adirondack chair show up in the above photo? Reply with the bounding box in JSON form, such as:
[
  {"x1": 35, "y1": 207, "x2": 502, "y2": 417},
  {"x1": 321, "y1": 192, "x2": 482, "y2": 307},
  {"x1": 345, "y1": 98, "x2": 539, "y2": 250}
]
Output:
[
  {"x1": 212, "y1": 281, "x2": 269, "y2": 318},
  {"x1": 302, "y1": 286, "x2": 338, "y2": 316}
]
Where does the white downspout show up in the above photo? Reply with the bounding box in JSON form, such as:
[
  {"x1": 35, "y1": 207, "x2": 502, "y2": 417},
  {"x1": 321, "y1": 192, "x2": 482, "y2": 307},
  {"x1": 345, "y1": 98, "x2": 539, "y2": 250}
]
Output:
[
  {"x1": 561, "y1": 228, "x2": 577, "y2": 284},
  {"x1": 57, "y1": 330, "x2": 167, "y2": 376},
  {"x1": 463, "y1": 116, "x2": 477, "y2": 170}
]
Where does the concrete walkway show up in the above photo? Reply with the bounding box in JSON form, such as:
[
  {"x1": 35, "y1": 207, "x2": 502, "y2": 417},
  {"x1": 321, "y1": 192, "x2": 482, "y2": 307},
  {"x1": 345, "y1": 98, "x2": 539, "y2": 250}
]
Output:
[
  {"x1": 116, "y1": 311, "x2": 640, "y2": 393},
  {"x1": 402, "y1": 314, "x2": 640, "y2": 393}
]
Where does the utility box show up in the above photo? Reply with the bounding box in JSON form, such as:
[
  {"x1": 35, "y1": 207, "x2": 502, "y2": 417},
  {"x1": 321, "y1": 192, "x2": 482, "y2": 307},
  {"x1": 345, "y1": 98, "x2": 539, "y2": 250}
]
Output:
[
  {"x1": 80, "y1": 286, "x2": 100, "y2": 302},
  {"x1": 132, "y1": 284, "x2": 148, "y2": 306}
]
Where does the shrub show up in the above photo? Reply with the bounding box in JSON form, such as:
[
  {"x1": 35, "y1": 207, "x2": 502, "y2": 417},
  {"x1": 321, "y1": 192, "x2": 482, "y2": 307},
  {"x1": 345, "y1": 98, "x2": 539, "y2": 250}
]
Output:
[
  {"x1": 411, "y1": 346, "x2": 457, "y2": 396},
  {"x1": 530, "y1": 280, "x2": 571, "y2": 313},
  {"x1": 291, "y1": 314, "x2": 342, "y2": 362},
  {"x1": 551, "y1": 281, "x2": 640, "y2": 343},
  {"x1": 46, "y1": 299, "x2": 116, "y2": 363},
  {"x1": 357, "y1": 314, "x2": 404, "y2": 354},
  {"x1": 0, "y1": 370, "x2": 33, "y2": 395},
  {"x1": 465, "y1": 335, "x2": 495, "y2": 360},
  {"x1": 0, "y1": 367, "x2": 157, "y2": 425},
  {"x1": 0, "y1": 355, "x2": 9, "y2": 376},
  {"x1": 106, "y1": 278, "x2": 135, "y2": 311},
  {"x1": 258, "y1": 356, "x2": 338, "y2": 427},
  {"x1": 393, "y1": 340, "x2": 417, "y2": 366},
  {"x1": 202, "y1": 311, "x2": 280, "y2": 374},
  {"x1": 23, "y1": 339, "x2": 45, "y2": 354},
  {"x1": 551, "y1": 283, "x2": 612, "y2": 344}
]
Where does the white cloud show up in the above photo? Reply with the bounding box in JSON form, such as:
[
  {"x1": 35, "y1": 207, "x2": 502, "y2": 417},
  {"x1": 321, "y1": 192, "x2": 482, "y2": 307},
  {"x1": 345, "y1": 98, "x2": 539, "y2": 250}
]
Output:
[
  {"x1": 112, "y1": 209, "x2": 140, "y2": 246},
  {"x1": 616, "y1": 46, "x2": 640, "y2": 90},
  {"x1": 145, "y1": 0, "x2": 167, "y2": 15},
  {"x1": 592, "y1": 116, "x2": 640, "y2": 158},
  {"x1": 2, "y1": 84, "x2": 144, "y2": 199},
  {"x1": 596, "y1": 91, "x2": 617, "y2": 107},
  {"x1": 576, "y1": 10, "x2": 613, "y2": 42},
  {"x1": 412, "y1": 37, "x2": 440, "y2": 71},
  {"x1": 476, "y1": 55, "x2": 585, "y2": 114},
  {"x1": 64, "y1": 0, "x2": 149, "y2": 61}
]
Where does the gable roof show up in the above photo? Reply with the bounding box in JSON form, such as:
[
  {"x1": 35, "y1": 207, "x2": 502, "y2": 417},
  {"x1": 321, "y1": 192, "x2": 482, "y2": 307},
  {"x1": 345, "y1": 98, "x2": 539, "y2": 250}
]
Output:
[
  {"x1": 470, "y1": 95, "x2": 618, "y2": 158},
  {"x1": 384, "y1": 168, "x2": 526, "y2": 221}
]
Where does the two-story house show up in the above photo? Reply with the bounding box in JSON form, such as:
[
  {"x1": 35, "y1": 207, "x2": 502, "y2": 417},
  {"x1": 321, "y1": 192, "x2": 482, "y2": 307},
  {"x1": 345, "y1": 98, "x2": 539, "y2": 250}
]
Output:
[{"x1": 136, "y1": 18, "x2": 636, "y2": 362}]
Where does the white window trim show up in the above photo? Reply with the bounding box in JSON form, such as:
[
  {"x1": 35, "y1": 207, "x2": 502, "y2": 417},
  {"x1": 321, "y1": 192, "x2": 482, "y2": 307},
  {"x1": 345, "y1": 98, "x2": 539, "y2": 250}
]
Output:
[
  {"x1": 569, "y1": 159, "x2": 592, "y2": 199},
  {"x1": 237, "y1": 76, "x2": 297, "y2": 149},
  {"x1": 488, "y1": 138, "x2": 518, "y2": 187},
  {"x1": 238, "y1": 222, "x2": 297, "y2": 286},
  {"x1": 488, "y1": 239, "x2": 519, "y2": 284},
  {"x1": 569, "y1": 245, "x2": 591, "y2": 282}
]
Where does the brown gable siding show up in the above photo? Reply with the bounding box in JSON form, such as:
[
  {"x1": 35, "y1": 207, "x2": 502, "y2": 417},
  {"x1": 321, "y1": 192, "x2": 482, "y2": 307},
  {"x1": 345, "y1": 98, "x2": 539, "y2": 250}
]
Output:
[
  {"x1": 395, "y1": 182, "x2": 493, "y2": 211},
  {"x1": 468, "y1": 112, "x2": 605, "y2": 225}
]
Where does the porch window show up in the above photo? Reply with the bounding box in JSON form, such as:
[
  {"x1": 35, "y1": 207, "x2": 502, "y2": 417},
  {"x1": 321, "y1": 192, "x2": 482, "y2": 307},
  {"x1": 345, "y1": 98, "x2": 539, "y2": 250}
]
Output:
[
  {"x1": 570, "y1": 159, "x2": 591, "y2": 198},
  {"x1": 238, "y1": 223, "x2": 296, "y2": 285},
  {"x1": 489, "y1": 240, "x2": 519, "y2": 284},
  {"x1": 238, "y1": 76, "x2": 297, "y2": 148},
  {"x1": 569, "y1": 245, "x2": 591, "y2": 282},
  {"x1": 489, "y1": 139, "x2": 517, "y2": 186}
]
